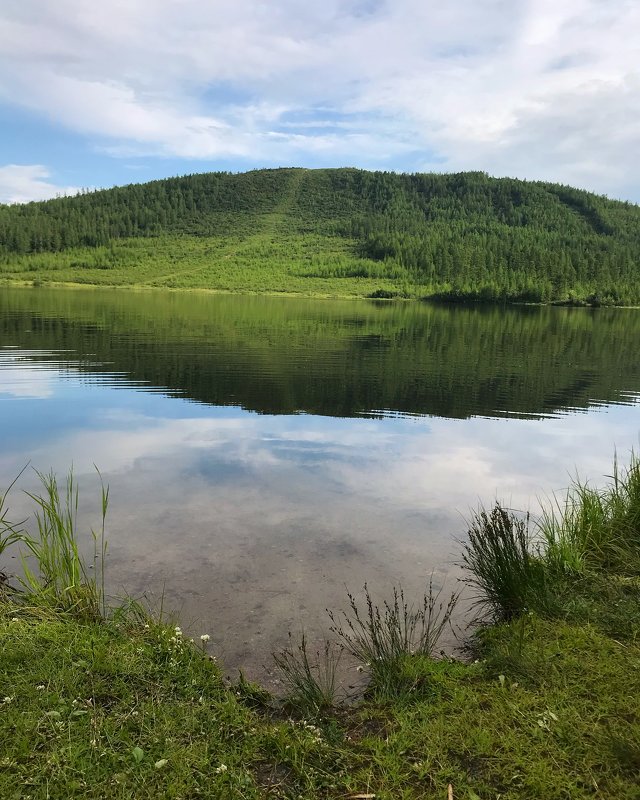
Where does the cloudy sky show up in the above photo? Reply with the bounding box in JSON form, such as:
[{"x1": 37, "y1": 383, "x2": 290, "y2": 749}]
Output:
[{"x1": 0, "y1": 0, "x2": 638, "y2": 203}]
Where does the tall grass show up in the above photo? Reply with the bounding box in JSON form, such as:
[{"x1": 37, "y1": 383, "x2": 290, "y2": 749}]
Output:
[
  {"x1": 327, "y1": 579, "x2": 459, "y2": 694},
  {"x1": 541, "y1": 454, "x2": 640, "y2": 576},
  {"x1": 0, "y1": 469, "x2": 109, "y2": 619},
  {"x1": 460, "y1": 504, "x2": 553, "y2": 620},
  {"x1": 0, "y1": 469, "x2": 28, "y2": 594},
  {"x1": 272, "y1": 634, "x2": 344, "y2": 714},
  {"x1": 0, "y1": 470, "x2": 26, "y2": 551},
  {"x1": 462, "y1": 454, "x2": 640, "y2": 621}
]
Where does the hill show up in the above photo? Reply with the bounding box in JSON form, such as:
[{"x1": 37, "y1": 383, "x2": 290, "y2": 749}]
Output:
[{"x1": 1, "y1": 168, "x2": 639, "y2": 304}]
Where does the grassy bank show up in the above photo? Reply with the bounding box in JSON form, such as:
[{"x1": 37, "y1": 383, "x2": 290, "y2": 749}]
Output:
[{"x1": 1, "y1": 462, "x2": 639, "y2": 798}]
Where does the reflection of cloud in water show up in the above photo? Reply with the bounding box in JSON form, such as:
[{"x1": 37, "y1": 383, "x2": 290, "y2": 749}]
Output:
[
  {"x1": 0, "y1": 367, "x2": 56, "y2": 399},
  {"x1": 1, "y1": 403, "x2": 639, "y2": 682},
  {"x1": 3, "y1": 404, "x2": 640, "y2": 545}
]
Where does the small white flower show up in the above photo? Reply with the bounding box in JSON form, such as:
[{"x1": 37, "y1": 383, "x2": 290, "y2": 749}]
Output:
[
  {"x1": 36, "y1": 685, "x2": 45, "y2": 691},
  {"x1": 214, "y1": 764, "x2": 228, "y2": 774},
  {"x1": 2, "y1": 696, "x2": 13, "y2": 704},
  {"x1": 11, "y1": 617, "x2": 19, "y2": 623},
  {"x1": 200, "y1": 634, "x2": 210, "y2": 643},
  {"x1": 143, "y1": 623, "x2": 150, "y2": 630}
]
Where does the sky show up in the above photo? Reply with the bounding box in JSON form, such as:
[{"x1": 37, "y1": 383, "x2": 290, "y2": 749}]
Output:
[{"x1": 0, "y1": 0, "x2": 639, "y2": 204}]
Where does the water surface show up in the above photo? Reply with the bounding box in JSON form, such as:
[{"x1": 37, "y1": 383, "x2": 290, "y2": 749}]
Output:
[{"x1": 1, "y1": 287, "x2": 639, "y2": 683}]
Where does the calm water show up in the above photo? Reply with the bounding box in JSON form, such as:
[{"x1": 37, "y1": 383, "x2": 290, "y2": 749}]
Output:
[{"x1": 1, "y1": 287, "x2": 640, "y2": 682}]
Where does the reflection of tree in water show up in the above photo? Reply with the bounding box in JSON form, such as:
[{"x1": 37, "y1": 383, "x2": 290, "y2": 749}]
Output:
[{"x1": 1, "y1": 289, "x2": 639, "y2": 420}]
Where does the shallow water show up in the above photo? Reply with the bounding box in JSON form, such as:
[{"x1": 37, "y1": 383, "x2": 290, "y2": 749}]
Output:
[{"x1": 1, "y1": 287, "x2": 639, "y2": 684}]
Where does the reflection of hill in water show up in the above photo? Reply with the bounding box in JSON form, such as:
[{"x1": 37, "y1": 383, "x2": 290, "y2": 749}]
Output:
[{"x1": 1, "y1": 288, "x2": 640, "y2": 420}]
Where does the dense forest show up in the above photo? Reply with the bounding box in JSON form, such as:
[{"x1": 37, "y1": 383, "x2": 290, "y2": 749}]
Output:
[{"x1": 1, "y1": 168, "x2": 639, "y2": 304}]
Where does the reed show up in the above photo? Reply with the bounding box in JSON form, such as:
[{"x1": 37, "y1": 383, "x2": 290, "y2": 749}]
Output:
[{"x1": 14, "y1": 469, "x2": 108, "y2": 619}]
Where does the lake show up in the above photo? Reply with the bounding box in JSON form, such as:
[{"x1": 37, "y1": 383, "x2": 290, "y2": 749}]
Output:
[{"x1": 1, "y1": 286, "x2": 639, "y2": 684}]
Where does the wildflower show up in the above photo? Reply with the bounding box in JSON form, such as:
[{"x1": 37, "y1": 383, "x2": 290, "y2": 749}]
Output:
[
  {"x1": 143, "y1": 623, "x2": 150, "y2": 629},
  {"x1": 214, "y1": 764, "x2": 228, "y2": 774},
  {"x1": 11, "y1": 617, "x2": 19, "y2": 623},
  {"x1": 2, "y1": 696, "x2": 13, "y2": 704},
  {"x1": 174, "y1": 626, "x2": 183, "y2": 637},
  {"x1": 200, "y1": 634, "x2": 210, "y2": 643},
  {"x1": 36, "y1": 685, "x2": 45, "y2": 691}
]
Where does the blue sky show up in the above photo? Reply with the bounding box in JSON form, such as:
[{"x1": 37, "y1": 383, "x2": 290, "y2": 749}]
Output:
[{"x1": 0, "y1": 0, "x2": 638, "y2": 203}]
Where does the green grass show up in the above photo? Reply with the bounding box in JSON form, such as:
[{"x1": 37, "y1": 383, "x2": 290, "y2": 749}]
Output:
[
  {"x1": 16, "y1": 470, "x2": 108, "y2": 619},
  {"x1": 1, "y1": 459, "x2": 639, "y2": 797},
  {"x1": 327, "y1": 580, "x2": 460, "y2": 698},
  {"x1": 0, "y1": 609, "x2": 350, "y2": 799},
  {"x1": 0, "y1": 230, "x2": 411, "y2": 300},
  {"x1": 460, "y1": 505, "x2": 554, "y2": 620},
  {"x1": 2, "y1": 600, "x2": 638, "y2": 798},
  {"x1": 272, "y1": 635, "x2": 345, "y2": 715},
  {"x1": 459, "y1": 456, "x2": 640, "y2": 624},
  {"x1": 541, "y1": 455, "x2": 640, "y2": 576},
  {"x1": 347, "y1": 616, "x2": 640, "y2": 799}
]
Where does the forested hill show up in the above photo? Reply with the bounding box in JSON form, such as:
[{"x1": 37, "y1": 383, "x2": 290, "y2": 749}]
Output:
[{"x1": 1, "y1": 168, "x2": 639, "y2": 304}]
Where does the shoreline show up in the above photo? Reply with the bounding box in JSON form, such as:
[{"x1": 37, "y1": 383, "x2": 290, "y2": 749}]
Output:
[
  {"x1": 2, "y1": 277, "x2": 639, "y2": 309},
  {"x1": 1, "y1": 459, "x2": 639, "y2": 798}
]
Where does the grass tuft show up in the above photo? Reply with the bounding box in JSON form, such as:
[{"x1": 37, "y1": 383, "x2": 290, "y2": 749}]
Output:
[
  {"x1": 12, "y1": 469, "x2": 108, "y2": 620},
  {"x1": 541, "y1": 454, "x2": 640, "y2": 576},
  {"x1": 327, "y1": 579, "x2": 459, "y2": 696},
  {"x1": 460, "y1": 504, "x2": 553, "y2": 620},
  {"x1": 272, "y1": 633, "x2": 344, "y2": 715}
]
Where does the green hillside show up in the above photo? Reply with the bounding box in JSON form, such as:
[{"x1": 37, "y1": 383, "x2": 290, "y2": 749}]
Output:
[{"x1": 1, "y1": 168, "x2": 639, "y2": 304}]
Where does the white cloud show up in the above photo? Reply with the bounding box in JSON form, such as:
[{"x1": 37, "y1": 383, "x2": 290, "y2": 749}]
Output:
[
  {"x1": 0, "y1": 1, "x2": 638, "y2": 198},
  {"x1": 0, "y1": 164, "x2": 80, "y2": 204}
]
